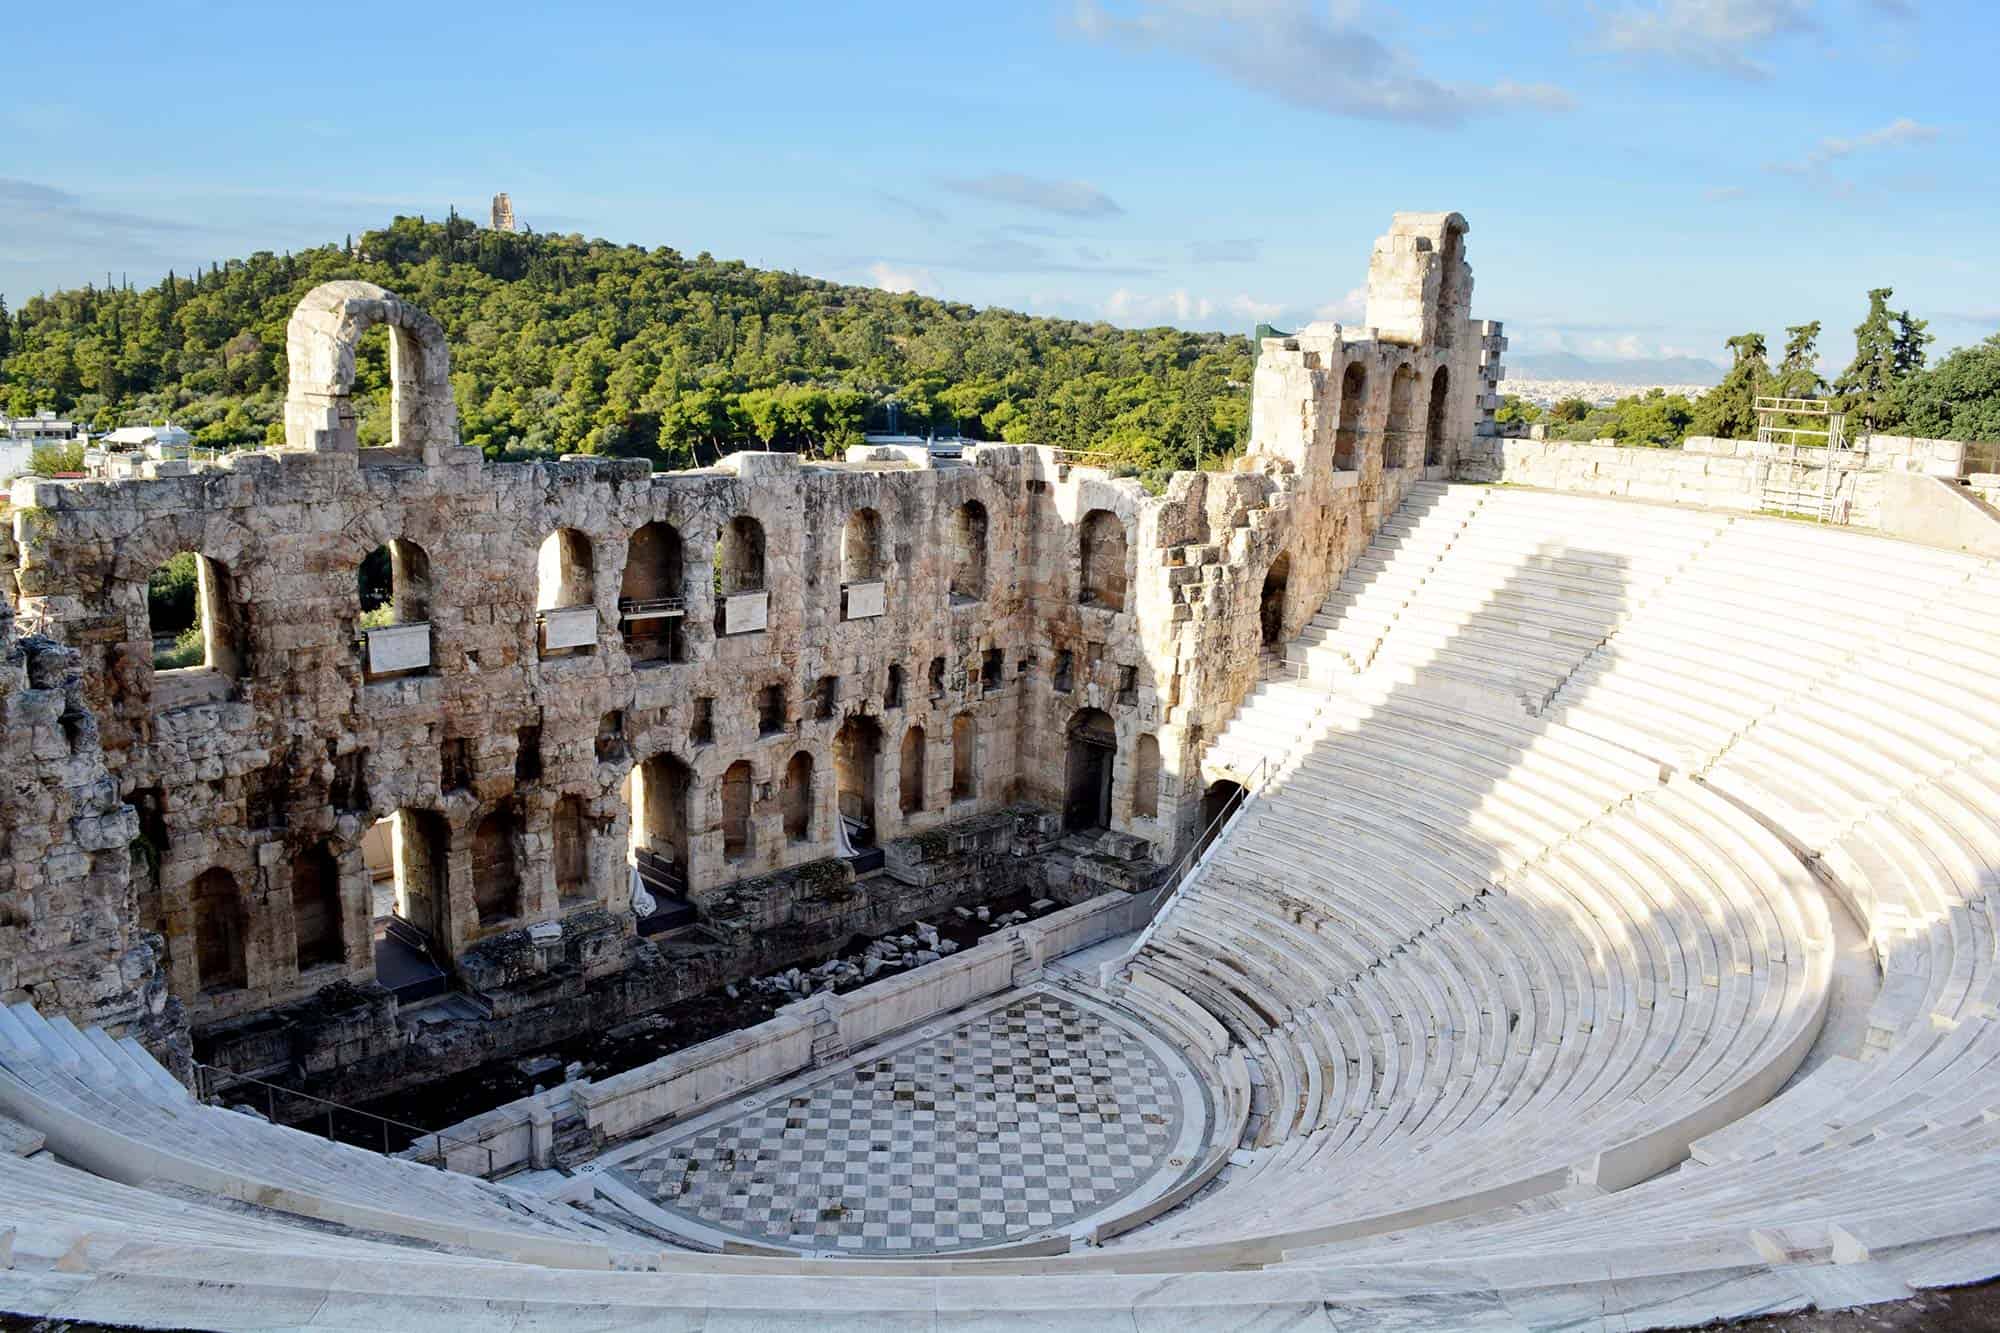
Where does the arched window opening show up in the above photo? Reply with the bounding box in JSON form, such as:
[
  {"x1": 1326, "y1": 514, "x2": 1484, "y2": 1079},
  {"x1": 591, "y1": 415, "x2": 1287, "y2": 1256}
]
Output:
[
  {"x1": 292, "y1": 843, "x2": 344, "y2": 970},
  {"x1": 899, "y1": 725, "x2": 927, "y2": 816},
  {"x1": 537, "y1": 528, "x2": 597, "y2": 658},
  {"x1": 358, "y1": 539, "x2": 434, "y2": 678},
  {"x1": 1424, "y1": 365, "x2": 1451, "y2": 468},
  {"x1": 834, "y1": 715, "x2": 883, "y2": 849},
  {"x1": 1385, "y1": 364, "x2": 1420, "y2": 471},
  {"x1": 628, "y1": 753, "x2": 692, "y2": 897},
  {"x1": 782, "y1": 752, "x2": 814, "y2": 843},
  {"x1": 1434, "y1": 224, "x2": 1468, "y2": 349},
  {"x1": 885, "y1": 663, "x2": 905, "y2": 710},
  {"x1": 147, "y1": 552, "x2": 241, "y2": 679},
  {"x1": 721, "y1": 761, "x2": 755, "y2": 861},
  {"x1": 536, "y1": 529, "x2": 594, "y2": 609},
  {"x1": 949, "y1": 501, "x2": 988, "y2": 604},
  {"x1": 840, "y1": 508, "x2": 884, "y2": 584},
  {"x1": 378, "y1": 808, "x2": 450, "y2": 946},
  {"x1": 553, "y1": 795, "x2": 590, "y2": 905},
  {"x1": 472, "y1": 807, "x2": 522, "y2": 926},
  {"x1": 714, "y1": 516, "x2": 768, "y2": 635},
  {"x1": 1078, "y1": 509, "x2": 1127, "y2": 611},
  {"x1": 1134, "y1": 734, "x2": 1162, "y2": 820},
  {"x1": 1199, "y1": 779, "x2": 1247, "y2": 857},
  {"x1": 1064, "y1": 709, "x2": 1118, "y2": 832},
  {"x1": 621, "y1": 520, "x2": 687, "y2": 665},
  {"x1": 950, "y1": 714, "x2": 977, "y2": 803},
  {"x1": 1333, "y1": 362, "x2": 1367, "y2": 472},
  {"x1": 191, "y1": 867, "x2": 246, "y2": 992},
  {"x1": 1260, "y1": 552, "x2": 1291, "y2": 648}
]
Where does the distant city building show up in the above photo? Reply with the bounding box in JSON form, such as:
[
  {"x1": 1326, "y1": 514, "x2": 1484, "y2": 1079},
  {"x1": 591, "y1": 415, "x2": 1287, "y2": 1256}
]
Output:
[
  {"x1": 490, "y1": 192, "x2": 519, "y2": 232},
  {"x1": 1, "y1": 411, "x2": 83, "y2": 445},
  {"x1": 102, "y1": 424, "x2": 193, "y2": 456}
]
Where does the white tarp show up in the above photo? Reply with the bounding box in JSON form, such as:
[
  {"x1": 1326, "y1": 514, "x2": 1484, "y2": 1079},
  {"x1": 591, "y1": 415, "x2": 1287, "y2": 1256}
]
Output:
[
  {"x1": 844, "y1": 580, "x2": 886, "y2": 620},
  {"x1": 723, "y1": 590, "x2": 769, "y2": 635},
  {"x1": 364, "y1": 622, "x2": 431, "y2": 673},
  {"x1": 541, "y1": 605, "x2": 597, "y2": 650}
]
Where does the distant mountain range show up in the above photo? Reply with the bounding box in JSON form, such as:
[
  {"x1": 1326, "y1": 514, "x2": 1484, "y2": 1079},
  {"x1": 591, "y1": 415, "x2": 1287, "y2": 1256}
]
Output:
[{"x1": 1506, "y1": 351, "x2": 1726, "y2": 387}]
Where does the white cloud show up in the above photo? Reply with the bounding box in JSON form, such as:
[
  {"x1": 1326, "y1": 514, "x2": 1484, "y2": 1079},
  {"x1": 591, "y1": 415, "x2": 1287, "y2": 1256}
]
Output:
[
  {"x1": 1227, "y1": 294, "x2": 1287, "y2": 323},
  {"x1": 866, "y1": 262, "x2": 939, "y2": 296},
  {"x1": 1074, "y1": 0, "x2": 1570, "y2": 127},
  {"x1": 939, "y1": 172, "x2": 1123, "y2": 218},
  {"x1": 1767, "y1": 116, "x2": 1939, "y2": 188},
  {"x1": 1103, "y1": 287, "x2": 1216, "y2": 326},
  {"x1": 1596, "y1": 0, "x2": 1817, "y2": 78},
  {"x1": 1313, "y1": 286, "x2": 1368, "y2": 324}
]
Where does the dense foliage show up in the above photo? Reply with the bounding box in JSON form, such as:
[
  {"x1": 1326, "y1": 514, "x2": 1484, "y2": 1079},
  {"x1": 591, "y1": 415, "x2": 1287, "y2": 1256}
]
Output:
[{"x1": 0, "y1": 214, "x2": 1255, "y2": 472}]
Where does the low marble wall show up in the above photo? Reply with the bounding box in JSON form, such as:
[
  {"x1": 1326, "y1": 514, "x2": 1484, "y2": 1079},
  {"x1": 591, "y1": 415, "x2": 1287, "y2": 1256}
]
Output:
[
  {"x1": 1458, "y1": 433, "x2": 1972, "y2": 533},
  {"x1": 412, "y1": 890, "x2": 1148, "y2": 1171}
]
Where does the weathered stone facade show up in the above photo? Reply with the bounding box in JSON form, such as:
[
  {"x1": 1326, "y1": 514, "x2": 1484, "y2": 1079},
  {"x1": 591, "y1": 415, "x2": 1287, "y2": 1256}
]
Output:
[{"x1": 0, "y1": 212, "x2": 1493, "y2": 1063}]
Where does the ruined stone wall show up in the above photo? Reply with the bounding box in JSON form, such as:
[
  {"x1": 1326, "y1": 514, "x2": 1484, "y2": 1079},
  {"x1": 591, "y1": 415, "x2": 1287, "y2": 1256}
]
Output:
[
  {"x1": 3, "y1": 210, "x2": 1496, "y2": 1041},
  {"x1": 0, "y1": 590, "x2": 164, "y2": 1038}
]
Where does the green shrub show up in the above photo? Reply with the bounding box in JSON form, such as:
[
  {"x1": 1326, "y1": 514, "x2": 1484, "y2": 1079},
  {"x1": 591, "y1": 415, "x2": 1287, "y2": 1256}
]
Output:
[{"x1": 152, "y1": 624, "x2": 204, "y2": 671}]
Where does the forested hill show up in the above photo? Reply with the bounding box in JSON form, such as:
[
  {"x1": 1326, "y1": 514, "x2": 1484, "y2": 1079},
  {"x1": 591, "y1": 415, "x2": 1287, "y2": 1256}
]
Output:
[{"x1": 0, "y1": 214, "x2": 1255, "y2": 474}]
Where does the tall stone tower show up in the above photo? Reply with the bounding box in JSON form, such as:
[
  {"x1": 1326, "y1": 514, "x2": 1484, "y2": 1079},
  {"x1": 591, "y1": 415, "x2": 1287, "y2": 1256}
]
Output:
[{"x1": 490, "y1": 192, "x2": 518, "y2": 233}]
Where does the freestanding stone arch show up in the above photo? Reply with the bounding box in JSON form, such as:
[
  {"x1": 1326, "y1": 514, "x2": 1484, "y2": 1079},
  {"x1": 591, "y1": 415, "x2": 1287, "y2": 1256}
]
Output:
[{"x1": 283, "y1": 280, "x2": 456, "y2": 463}]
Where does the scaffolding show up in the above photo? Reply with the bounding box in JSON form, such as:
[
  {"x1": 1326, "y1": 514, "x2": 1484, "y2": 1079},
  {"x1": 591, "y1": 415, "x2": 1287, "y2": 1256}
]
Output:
[{"x1": 1754, "y1": 395, "x2": 1859, "y2": 523}]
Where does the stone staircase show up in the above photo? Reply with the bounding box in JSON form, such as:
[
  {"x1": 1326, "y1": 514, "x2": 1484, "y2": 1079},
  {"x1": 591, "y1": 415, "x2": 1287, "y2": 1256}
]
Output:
[{"x1": 1286, "y1": 480, "x2": 1487, "y2": 676}]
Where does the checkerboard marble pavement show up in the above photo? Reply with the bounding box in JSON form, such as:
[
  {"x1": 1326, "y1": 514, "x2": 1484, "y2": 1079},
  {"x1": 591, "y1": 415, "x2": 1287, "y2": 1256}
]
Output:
[{"x1": 610, "y1": 990, "x2": 1188, "y2": 1252}]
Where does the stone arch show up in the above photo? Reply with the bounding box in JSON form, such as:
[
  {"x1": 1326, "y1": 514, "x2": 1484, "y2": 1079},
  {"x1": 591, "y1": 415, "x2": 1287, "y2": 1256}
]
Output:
[
  {"x1": 1424, "y1": 365, "x2": 1452, "y2": 468},
  {"x1": 1385, "y1": 363, "x2": 1420, "y2": 470},
  {"x1": 291, "y1": 842, "x2": 344, "y2": 971},
  {"x1": 1198, "y1": 779, "x2": 1247, "y2": 857},
  {"x1": 283, "y1": 280, "x2": 456, "y2": 462},
  {"x1": 1434, "y1": 217, "x2": 1470, "y2": 350},
  {"x1": 1134, "y1": 733, "x2": 1162, "y2": 820},
  {"x1": 1260, "y1": 551, "x2": 1291, "y2": 648},
  {"x1": 1064, "y1": 708, "x2": 1118, "y2": 832},
  {"x1": 621, "y1": 520, "x2": 686, "y2": 664},
  {"x1": 358, "y1": 539, "x2": 434, "y2": 625},
  {"x1": 146, "y1": 550, "x2": 243, "y2": 680},
  {"x1": 716, "y1": 516, "x2": 766, "y2": 593},
  {"x1": 191, "y1": 867, "x2": 246, "y2": 992},
  {"x1": 834, "y1": 715, "x2": 883, "y2": 848},
  {"x1": 899, "y1": 724, "x2": 926, "y2": 815},
  {"x1": 536, "y1": 528, "x2": 594, "y2": 610},
  {"x1": 629, "y1": 752, "x2": 693, "y2": 882},
  {"x1": 721, "y1": 760, "x2": 755, "y2": 861},
  {"x1": 472, "y1": 806, "x2": 522, "y2": 926},
  {"x1": 950, "y1": 500, "x2": 988, "y2": 603},
  {"x1": 1334, "y1": 362, "x2": 1367, "y2": 472},
  {"x1": 552, "y1": 795, "x2": 590, "y2": 904},
  {"x1": 1078, "y1": 509, "x2": 1128, "y2": 611},
  {"x1": 782, "y1": 751, "x2": 814, "y2": 843},
  {"x1": 950, "y1": 713, "x2": 977, "y2": 802},
  {"x1": 840, "y1": 508, "x2": 884, "y2": 584}
]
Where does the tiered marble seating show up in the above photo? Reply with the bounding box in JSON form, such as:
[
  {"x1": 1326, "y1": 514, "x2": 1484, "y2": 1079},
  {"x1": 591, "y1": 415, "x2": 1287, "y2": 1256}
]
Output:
[
  {"x1": 1121, "y1": 684, "x2": 1832, "y2": 1242},
  {"x1": 1294, "y1": 484, "x2": 1730, "y2": 711},
  {"x1": 0, "y1": 1002, "x2": 639, "y2": 1268}
]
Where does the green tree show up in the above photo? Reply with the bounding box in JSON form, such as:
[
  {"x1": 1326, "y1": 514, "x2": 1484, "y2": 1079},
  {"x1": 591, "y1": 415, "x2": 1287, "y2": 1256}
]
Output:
[
  {"x1": 1548, "y1": 397, "x2": 1589, "y2": 425},
  {"x1": 1900, "y1": 334, "x2": 2000, "y2": 443},
  {"x1": 1689, "y1": 333, "x2": 1769, "y2": 440},
  {"x1": 1834, "y1": 288, "x2": 1921, "y2": 430},
  {"x1": 1771, "y1": 322, "x2": 1824, "y2": 401},
  {"x1": 26, "y1": 442, "x2": 85, "y2": 476},
  {"x1": 1494, "y1": 394, "x2": 1542, "y2": 432}
]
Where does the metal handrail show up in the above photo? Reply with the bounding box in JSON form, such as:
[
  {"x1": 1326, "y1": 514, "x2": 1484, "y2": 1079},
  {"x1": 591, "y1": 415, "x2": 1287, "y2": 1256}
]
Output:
[
  {"x1": 192, "y1": 1061, "x2": 495, "y2": 1176},
  {"x1": 617, "y1": 595, "x2": 686, "y2": 615},
  {"x1": 1122, "y1": 656, "x2": 1329, "y2": 962}
]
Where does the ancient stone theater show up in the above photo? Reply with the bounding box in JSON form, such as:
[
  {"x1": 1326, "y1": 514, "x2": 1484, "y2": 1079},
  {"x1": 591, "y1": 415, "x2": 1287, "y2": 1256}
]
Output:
[{"x1": 3, "y1": 212, "x2": 2000, "y2": 1328}]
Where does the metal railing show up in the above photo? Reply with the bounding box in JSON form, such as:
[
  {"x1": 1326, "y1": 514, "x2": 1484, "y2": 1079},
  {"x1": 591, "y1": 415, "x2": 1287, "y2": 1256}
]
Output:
[
  {"x1": 617, "y1": 595, "x2": 686, "y2": 618},
  {"x1": 192, "y1": 1061, "x2": 496, "y2": 1176},
  {"x1": 1120, "y1": 656, "x2": 1333, "y2": 964}
]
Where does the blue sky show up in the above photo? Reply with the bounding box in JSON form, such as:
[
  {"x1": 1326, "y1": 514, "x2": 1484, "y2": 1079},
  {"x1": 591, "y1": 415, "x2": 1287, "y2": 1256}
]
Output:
[{"x1": 4, "y1": 0, "x2": 1994, "y2": 370}]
